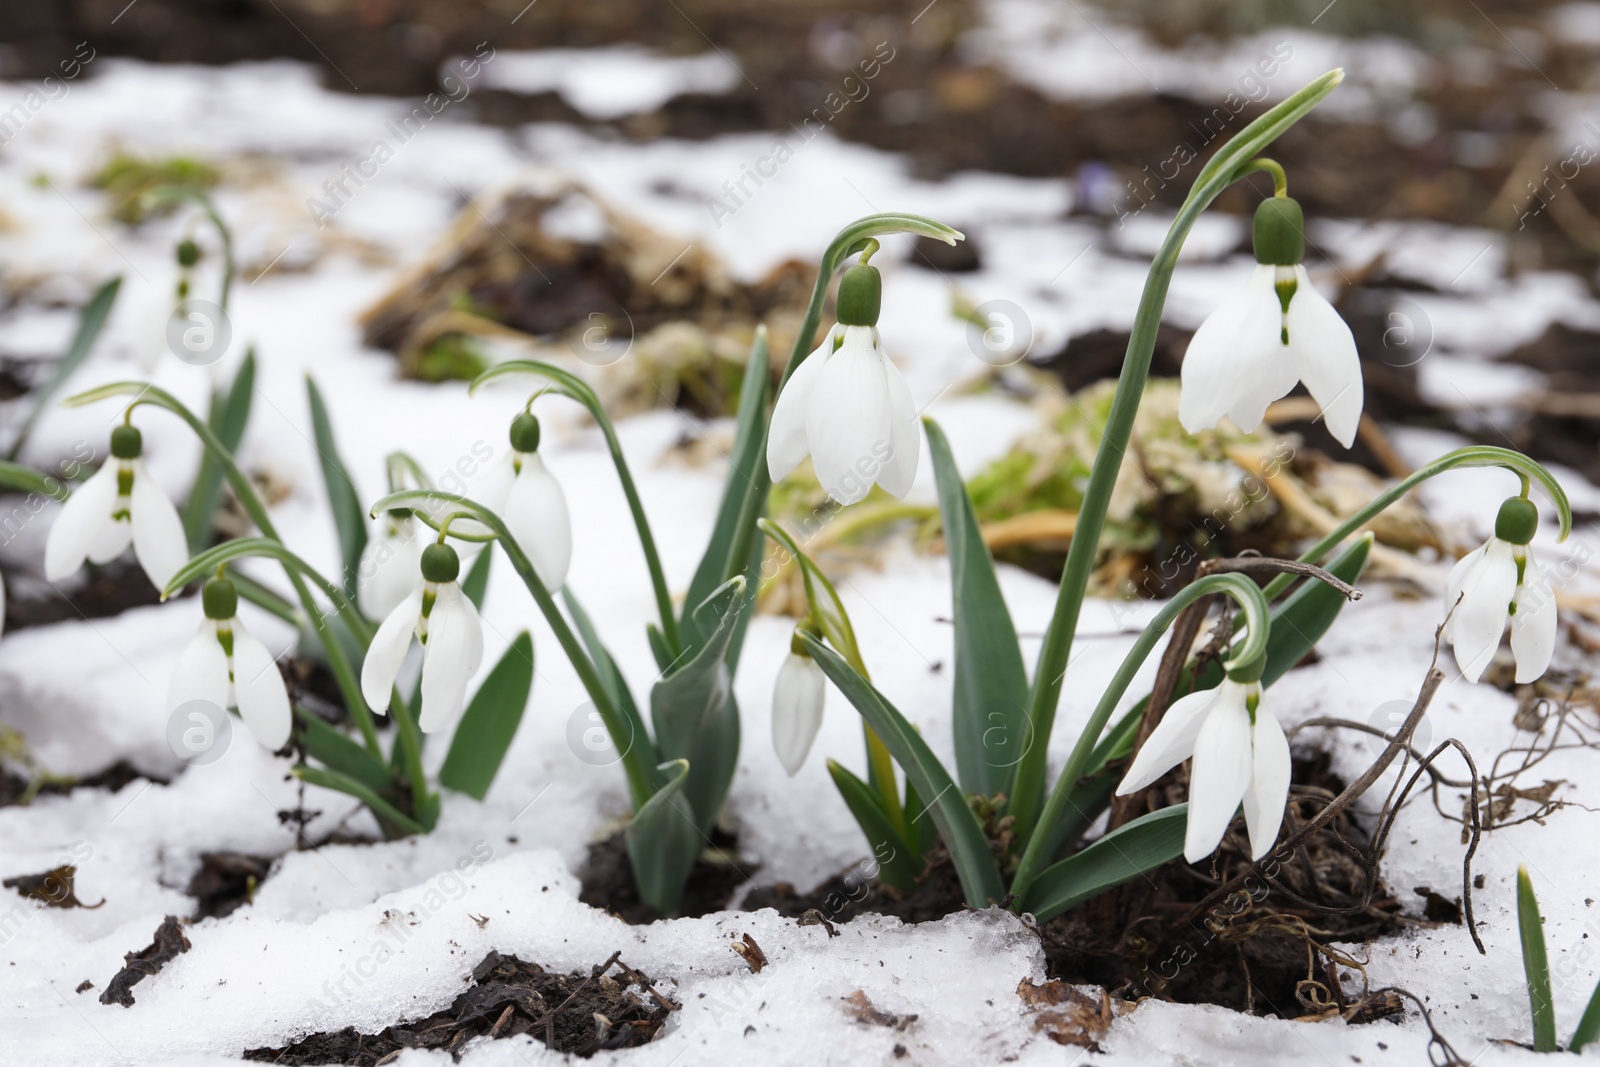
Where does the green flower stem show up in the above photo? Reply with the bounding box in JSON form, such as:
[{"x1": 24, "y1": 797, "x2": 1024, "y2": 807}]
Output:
[
  {"x1": 372, "y1": 489, "x2": 659, "y2": 808},
  {"x1": 385, "y1": 450, "x2": 434, "y2": 492},
  {"x1": 1239, "y1": 157, "x2": 1288, "y2": 198},
  {"x1": 1009, "y1": 70, "x2": 1347, "y2": 846},
  {"x1": 1260, "y1": 445, "x2": 1574, "y2": 603},
  {"x1": 146, "y1": 186, "x2": 235, "y2": 310},
  {"x1": 1009, "y1": 572, "x2": 1271, "y2": 904},
  {"x1": 64, "y1": 382, "x2": 383, "y2": 760},
  {"x1": 164, "y1": 537, "x2": 372, "y2": 643},
  {"x1": 470, "y1": 361, "x2": 682, "y2": 658}
]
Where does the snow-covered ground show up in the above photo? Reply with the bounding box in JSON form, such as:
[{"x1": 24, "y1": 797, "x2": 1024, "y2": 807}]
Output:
[{"x1": 1, "y1": 40, "x2": 1599, "y2": 1066}]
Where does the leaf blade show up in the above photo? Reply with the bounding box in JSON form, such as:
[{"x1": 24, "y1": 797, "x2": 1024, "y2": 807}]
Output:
[
  {"x1": 305, "y1": 374, "x2": 368, "y2": 602},
  {"x1": 438, "y1": 631, "x2": 534, "y2": 799},
  {"x1": 1022, "y1": 805, "x2": 1188, "y2": 921},
  {"x1": 7, "y1": 276, "x2": 121, "y2": 461}
]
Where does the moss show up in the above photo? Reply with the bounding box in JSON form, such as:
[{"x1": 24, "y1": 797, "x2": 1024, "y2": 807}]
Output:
[
  {"x1": 414, "y1": 333, "x2": 489, "y2": 383},
  {"x1": 92, "y1": 153, "x2": 220, "y2": 224}
]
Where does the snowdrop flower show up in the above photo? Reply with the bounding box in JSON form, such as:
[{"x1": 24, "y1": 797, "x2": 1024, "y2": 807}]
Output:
[
  {"x1": 137, "y1": 239, "x2": 199, "y2": 372},
  {"x1": 481, "y1": 414, "x2": 571, "y2": 591},
  {"x1": 168, "y1": 574, "x2": 291, "y2": 749},
  {"x1": 1179, "y1": 196, "x2": 1362, "y2": 447},
  {"x1": 361, "y1": 541, "x2": 484, "y2": 732},
  {"x1": 767, "y1": 258, "x2": 918, "y2": 505},
  {"x1": 45, "y1": 424, "x2": 187, "y2": 590},
  {"x1": 772, "y1": 630, "x2": 826, "y2": 775},
  {"x1": 1115, "y1": 676, "x2": 1290, "y2": 863},
  {"x1": 1444, "y1": 495, "x2": 1556, "y2": 684},
  {"x1": 357, "y1": 508, "x2": 426, "y2": 619}
]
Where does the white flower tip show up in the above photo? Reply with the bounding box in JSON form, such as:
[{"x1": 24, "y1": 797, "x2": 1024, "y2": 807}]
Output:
[{"x1": 1183, "y1": 842, "x2": 1212, "y2": 865}]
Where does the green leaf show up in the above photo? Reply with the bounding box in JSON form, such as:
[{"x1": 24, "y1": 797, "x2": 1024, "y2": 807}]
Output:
[
  {"x1": 1260, "y1": 534, "x2": 1373, "y2": 686},
  {"x1": 1518, "y1": 865, "x2": 1559, "y2": 1052},
  {"x1": 181, "y1": 349, "x2": 256, "y2": 552},
  {"x1": 461, "y1": 543, "x2": 492, "y2": 610},
  {"x1": 651, "y1": 579, "x2": 745, "y2": 836},
  {"x1": 294, "y1": 764, "x2": 424, "y2": 839},
  {"x1": 803, "y1": 634, "x2": 1005, "y2": 908},
  {"x1": 827, "y1": 760, "x2": 920, "y2": 892},
  {"x1": 925, "y1": 417, "x2": 1029, "y2": 800},
  {"x1": 625, "y1": 759, "x2": 702, "y2": 916},
  {"x1": 646, "y1": 622, "x2": 674, "y2": 675},
  {"x1": 682, "y1": 329, "x2": 771, "y2": 653},
  {"x1": 305, "y1": 374, "x2": 368, "y2": 602},
  {"x1": 7, "y1": 276, "x2": 121, "y2": 461},
  {"x1": 0, "y1": 459, "x2": 70, "y2": 501},
  {"x1": 294, "y1": 708, "x2": 392, "y2": 793},
  {"x1": 1022, "y1": 805, "x2": 1188, "y2": 921},
  {"x1": 438, "y1": 631, "x2": 534, "y2": 799},
  {"x1": 1571, "y1": 974, "x2": 1600, "y2": 1052},
  {"x1": 563, "y1": 590, "x2": 653, "y2": 770}
]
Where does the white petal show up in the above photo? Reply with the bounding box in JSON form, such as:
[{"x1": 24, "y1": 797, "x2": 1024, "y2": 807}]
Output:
[
  {"x1": 1183, "y1": 689, "x2": 1253, "y2": 863},
  {"x1": 875, "y1": 351, "x2": 920, "y2": 498},
  {"x1": 418, "y1": 583, "x2": 482, "y2": 732},
  {"x1": 1449, "y1": 539, "x2": 1518, "y2": 683},
  {"x1": 230, "y1": 623, "x2": 292, "y2": 750},
  {"x1": 1287, "y1": 266, "x2": 1363, "y2": 448},
  {"x1": 806, "y1": 326, "x2": 891, "y2": 505},
  {"x1": 362, "y1": 587, "x2": 422, "y2": 714},
  {"x1": 1441, "y1": 545, "x2": 1479, "y2": 637},
  {"x1": 772, "y1": 653, "x2": 826, "y2": 776},
  {"x1": 44, "y1": 461, "x2": 120, "y2": 580},
  {"x1": 358, "y1": 520, "x2": 425, "y2": 619},
  {"x1": 1179, "y1": 265, "x2": 1297, "y2": 435},
  {"x1": 1510, "y1": 555, "x2": 1558, "y2": 684},
  {"x1": 87, "y1": 510, "x2": 134, "y2": 566},
  {"x1": 1241, "y1": 702, "x2": 1291, "y2": 860},
  {"x1": 168, "y1": 620, "x2": 230, "y2": 712},
  {"x1": 1115, "y1": 685, "x2": 1219, "y2": 795},
  {"x1": 766, "y1": 327, "x2": 836, "y2": 482},
  {"x1": 503, "y1": 453, "x2": 573, "y2": 592},
  {"x1": 129, "y1": 460, "x2": 189, "y2": 590}
]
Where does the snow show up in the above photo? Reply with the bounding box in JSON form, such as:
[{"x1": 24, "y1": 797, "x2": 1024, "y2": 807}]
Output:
[
  {"x1": 0, "y1": 49, "x2": 1599, "y2": 1067},
  {"x1": 472, "y1": 47, "x2": 743, "y2": 119}
]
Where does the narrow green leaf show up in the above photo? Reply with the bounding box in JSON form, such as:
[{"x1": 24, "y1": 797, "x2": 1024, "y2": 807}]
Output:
[
  {"x1": 461, "y1": 543, "x2": 492, "y2": 610},
  {"x1": 1023, "y1": 805, "x2": 1188, "y2": 921},
  {"x1": 682, "y1": 329, "x2": 770, "y2": 653},
  {"x1": 1260, "y1": 533, "x2": 1373, "y2": 685},
  {"x1": 295, "y1": 708, "x2": 392, "y2": 793},
  {"x1": 625, "y1": 759, "x2": 701, "y2": 916},
  {"x1": 0, "y1": 459, "x2": 71, "y2": 501},
  {"x1": 646, "y1": 622, "x2": 674, "y2": 675},
  {"x1": 294, "y1": 764, "x2": 424, "y2": 838},
  {"x1": 439, "y1": 631, "x2": 534, "y2": 799},
  {"x1": 1518, "y1": 865, "x2": 1559, "y2": 1052},
  {"x1": 1571, "y1": 974, "x2": 1600, "y2": 1051},
  {"x1": 651, "y1": 579, "x2": 745, "y2": 836},
  {"x1": 7, "y1": 276, "x2": 121, "y2": 461},
  {"x1": 759, "y1": 519, "x2": 867, "y2": 670},
  {"x1": 181, "y1": 349, "x2": 256, "y2": 552},
  {"x1": 925, "y1": 418, "x2": 1028, "y2": 800},
  {"x1": 803, "y1": 635, "x2": 1005, "y2": 908},
  {"x1": 305, "y1": 375, "x2": 368, "y2": 601},
  {"x1": 827, "y1": 760, "x2": 920, "y2": 892}
]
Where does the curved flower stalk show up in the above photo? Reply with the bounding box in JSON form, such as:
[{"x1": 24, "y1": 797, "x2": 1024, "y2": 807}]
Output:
[
  {"x1": 1445, "y1": 495, "x2": 1557, "y2": 683},
  {"x1": 169, "y1": 572, "x2": 291, "y2": 749},
  {"x1": 362, "y1": 540, "x2": 485, "y2": 733},
  {"x1": 44, "y1": 422, "x2": 187, "y2": 590},
  {"x1": 767, "y1": 245, "x2": 919, "y2": 504},
  {"x1": 1179, "y1": 176, "x2": 1362, "y2": 446}
]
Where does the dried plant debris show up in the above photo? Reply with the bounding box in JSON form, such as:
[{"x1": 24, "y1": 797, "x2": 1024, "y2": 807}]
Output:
[
  {"x1": 100, "y1": 915, "x2": 191, "y2": 1007},
  {"x1": 730, "y1": 933, "x2": 768, "y2": 973},
  {"x1": 1016, "y1": 979, "x2": 1113, "y2": 1050},
  {"x1": 187, "y1": 852, "x2": 274, "y2": 920},
  {"x1": 2, "y1": 865, "x2": 102, "y2": 909},
  {"x1": 843, "y1": 990, "x2": 918, "y2": 1032},
  {"x1": 357, "y1": 173, "x2": 811, "y2": 404},
  {"x1": 244, "y1": 951, "x2": 675, "y2": 1063}
]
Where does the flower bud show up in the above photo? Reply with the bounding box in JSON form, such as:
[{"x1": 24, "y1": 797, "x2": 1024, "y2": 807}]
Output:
[{"x1": 1253, "y1": 196, "x2": 1304, "y2": 267}]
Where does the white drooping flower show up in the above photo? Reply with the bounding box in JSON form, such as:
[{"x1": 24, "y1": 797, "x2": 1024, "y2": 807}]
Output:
[
  {"x1": 168, "y1": 576, "x2": 291, "y2": 750},
  {"x1": 361, "y1": 542, "x2": 484, "y2": 733},
  {"x1": 1443, "y1": 495, "x2": 1557, "y2": 684},
  {"x1": 357, "y1": 509, "x2": 426, "y2": 619},
  {"x1": 1115, "y1": 677, "x2": 1290, "y2": 863},
  {"x1": 44, "y1": 424, "x2": 187, "y2": 590},
  {"x1": 478, "y1": 414, "x2": 571, "y2": 592},
  {"x1": 772, "y1": 635, "x2": 826, "y2": 776},
  {"x1": 1178, "y1": 196, "x2": 1363, "y2": 448},
  {"x1": 767, "y1": 261, "x2": 919, "y2": 505}
]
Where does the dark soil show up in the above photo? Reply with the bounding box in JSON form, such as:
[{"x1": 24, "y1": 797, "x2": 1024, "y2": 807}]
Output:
[
  {"x1": 99, "y1": 914, "x2": 191, "y2": 1007},
  {"x1": 187, "y1": 851, "x2": 275, "y2": 920},
  {"x1": 578, "y1": 827, "x2": 748, "y2": 924},
  {"x1": 0, "y1": 760, "x2": 167, "y2": 808},
  {"x1": 2, "y1": 864, "x2": 103, "y2": 908},
  {"x1": 1, "y1": 557, "x2": 173, "y2": 633},
  {"x1": 746, "y1": 751, "x2": 1411, "y2": 1021},
  {"x1": 243, "y1": 949, "x2": 675, "y2": 1063}
]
